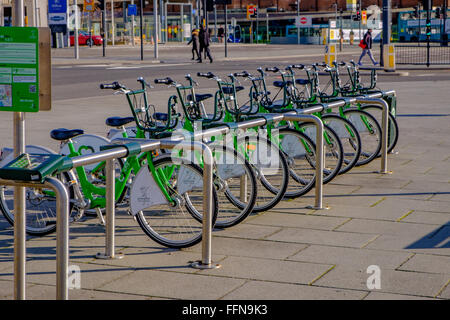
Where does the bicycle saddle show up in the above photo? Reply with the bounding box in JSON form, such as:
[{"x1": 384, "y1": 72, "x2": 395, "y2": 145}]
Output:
[
  {"x1": 186, "y1": 93, "x2": 213, "y2": 102},
  {"x1": 153, "y1": 112, "x2": 169, "y2": 121},
  {"x1": 222, "y1": 86, "x2": 244, "y2": 94},
  {"x1": 105, "y1": 116, "x2": 135, "y2": 127},
  {"x1": 50, "y1": 128, "x2": 84, "y2": 141},
  {"x1": 295, "y1": 79, "x2": 310, "y2": 85},
  {"x1": 273, "y1": 80, "x2": 293, "y2": 88}
]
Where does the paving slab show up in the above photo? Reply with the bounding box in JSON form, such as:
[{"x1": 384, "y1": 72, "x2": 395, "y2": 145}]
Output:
[
  {"x1": 184, "y1": 237, "x2": 308, "y2": 260},
  {"x1": 221, "y1": 280, "x2": 367, "y2": 300},
  {"x1": 244, "y1": 211, "x2": 350, "y2": 231},
  {"x1": 265, "y1": 228, "x2": 378, "y2": 249},
  {"x1": 397, "y1": 254, "x2": 450, "y2": 275},
  {"x1": 194, "y1": 256, "x2": 334, "y2": 285},
  {"x1": 334, "y1": 219, "x2": 438, "y2": 237},
  {"x1": 399, "y1": 210, "x2": 450, "y2": 225},
  {"x1": 365, "y1": 231, "x2": 450, "y2": 256},
  {"x1": 98, "y1": 269, "x2": 246, "y2": 299},
  {"x1": 313, "y1": 266, "x2": 449, "y2": 298},
  {"x1": 287, "y1": 245, "x2": 413, "y2": 270},
  {"x1": 363, "y1": 292, "x2": 437, "y2": 300}
]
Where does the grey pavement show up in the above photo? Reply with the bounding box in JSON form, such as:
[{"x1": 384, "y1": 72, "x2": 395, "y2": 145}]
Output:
[{"x1": 0, "y1": 44, "x2": 449, "y2": 300}]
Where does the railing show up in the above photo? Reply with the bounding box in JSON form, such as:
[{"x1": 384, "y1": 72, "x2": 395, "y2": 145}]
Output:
[{"x1": 395, "y1": 44, "x2": 450, "y2": 65}]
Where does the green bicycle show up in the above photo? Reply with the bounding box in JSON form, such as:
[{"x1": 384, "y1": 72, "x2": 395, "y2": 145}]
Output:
[{"x1": 0, "y1": 80, "x2": 219, "y2": 249}]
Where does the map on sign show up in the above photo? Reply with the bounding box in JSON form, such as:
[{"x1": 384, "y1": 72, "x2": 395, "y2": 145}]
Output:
[{"x1": 0, "y1": 27, "x2": 40, "y2": 112}]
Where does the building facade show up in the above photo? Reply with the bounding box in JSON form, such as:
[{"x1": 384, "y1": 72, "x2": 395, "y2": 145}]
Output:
[{"x1": 1, "y1": 0, "x2": 48, "y2": 27}]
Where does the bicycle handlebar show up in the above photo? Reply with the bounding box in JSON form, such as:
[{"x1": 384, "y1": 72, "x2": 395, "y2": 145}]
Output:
[
  {"x1": 154, "y1": 77, "x2": 174, "y2": 85},
  {"x1": 233, "y1": 71, "x2": 250, "y2": 78},
  {"x1": 99, "y1": 82, "x2": 124, "y2": 90},
  {"x1": 197, "y1": 72, "x2": 215, "y2": 79},
  {"x1": 290, "y1": 64, "x2": 305, "y2": 70},
  {"x1": 265, "y1": 67, "x2": 279, "y2": 73}
]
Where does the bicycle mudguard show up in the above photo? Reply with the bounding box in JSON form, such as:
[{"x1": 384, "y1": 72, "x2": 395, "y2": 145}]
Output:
[
  {"x1": 59, "y1": 134, "x2": 111, "y2": 172},
  {"x1": 383, "y1": 95, "x2": 397, "y2": 118},
  {"x1": 129, "y1": 166, "x2": 169, "y2": 215}
]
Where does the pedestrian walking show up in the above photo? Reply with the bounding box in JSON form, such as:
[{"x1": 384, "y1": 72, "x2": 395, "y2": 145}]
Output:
[
  {"x1": 218, "y1": 27, "x2": 224, "y2": 43},
  {"x1": 358, "y1": 28, "x2": 378, "y2": 66},
  {"x1": 187, "y1": 29, "x2": 200, "y2": 61},
  {"x1": 198, "y1": 25, "x2": 213, "y2": 63}
]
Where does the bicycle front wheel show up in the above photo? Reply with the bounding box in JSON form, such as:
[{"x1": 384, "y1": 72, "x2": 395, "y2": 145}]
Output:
[
  {"x1": 134, "y1": 155, "x2": 218, "y2": 249},
  {"x1": 0, "y1": 172, "x2": 76, "y2": 236}
]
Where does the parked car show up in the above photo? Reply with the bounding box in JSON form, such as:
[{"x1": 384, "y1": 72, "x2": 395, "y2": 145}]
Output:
[{"x1": 69, "y1": 30, "x2": 103, "y2": 46}]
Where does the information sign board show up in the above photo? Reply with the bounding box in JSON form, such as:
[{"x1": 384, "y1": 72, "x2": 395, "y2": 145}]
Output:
[{"x1": 0, "y1": 27, "x2": 51, "y2": 112}]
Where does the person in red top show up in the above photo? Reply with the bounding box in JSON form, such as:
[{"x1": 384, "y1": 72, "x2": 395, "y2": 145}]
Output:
[{"x1": 358, "y1": 28, "x2": 378, "y2": 66}]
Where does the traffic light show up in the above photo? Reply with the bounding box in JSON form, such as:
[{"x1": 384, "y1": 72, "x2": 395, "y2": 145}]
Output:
[
  {"x1": 414, "y1": 5, "x2": 420, "y2": 18},
  {"x1": 426, "y1": 21, "x2": 431, "y2": 38},
  {"x1": 355, "y1": 11, "x2": 361, "y2": 21},
  {"x1": 435, "y1": 7, "x2": 441, "y2": 18},
  {"x1": 251, "y1": 6, "x2": 258, "y2": 18},
  {"x1": 421, "y1": 0, "x2": 432, "y2": 11},
  {"x1": 98, "y1": 0, "x2": 105, "y2": 10}
]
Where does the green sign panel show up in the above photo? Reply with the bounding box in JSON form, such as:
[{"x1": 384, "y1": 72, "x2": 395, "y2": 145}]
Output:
[{"x1": 0, "y1": 27, "x2": 40, "y2": 112}]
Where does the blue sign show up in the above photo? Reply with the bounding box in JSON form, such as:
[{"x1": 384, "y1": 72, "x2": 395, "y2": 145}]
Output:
[
  {"x1": 128, "y1": 4, "x2": 137, "y2": 16},
  {"x1": 48, "y1": 0, "x2": 67, "y2": 14}
]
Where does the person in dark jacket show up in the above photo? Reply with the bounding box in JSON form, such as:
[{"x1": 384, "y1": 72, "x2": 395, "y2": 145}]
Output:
[
  {"x1": 198, "y1": 25, "x2": 213, "y2": 63},
  {"x1": 358, "y1": 28, "x2": 378, "y2": 66},
  {"x1": 187, "y1": 29, "x2": 200, "y2": 60}
]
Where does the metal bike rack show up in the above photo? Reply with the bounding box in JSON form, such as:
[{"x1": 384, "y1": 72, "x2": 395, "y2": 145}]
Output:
[
  {"x1": 160, "y1": 111, "x2": 326, "y2": 210},
  {"x1": 0, "y1": 177, "x2": 70, "y2": 300},
  {"x1": 353, "y1": 90, "x2": 395, "y2": 174},
  {"x1": 296, "y1": 93, "x2": 393, "y2": 175},
  {"x1": 66, "y1": 138, "x2": 218, "y2": 269}
]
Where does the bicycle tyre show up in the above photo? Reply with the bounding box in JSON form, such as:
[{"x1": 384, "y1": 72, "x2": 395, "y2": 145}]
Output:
[
  {"x1": 236, "y1": 134, "x2": 289, "y2": 212},
  {"x1": 360, "y1": 105, "x2": 399, "y2": 154},
  {"x1": 321, "y1": 114, "x2": 362, "y2": 174},
  {"x1": 209, "y1": 145, "x2": 257, "y2": 228},
  {"x1": 294, "y1": 123, "x2": 344, "y2": 184},
  {"x1": 342, "y1": 108, "x2": 382, "y2": 166},
  {"x1": 0, "y1": 172, "x2": 76, "y2": 236},
  {"x1": 134, "y1": 155, "x2": 218, "y2": 249}
]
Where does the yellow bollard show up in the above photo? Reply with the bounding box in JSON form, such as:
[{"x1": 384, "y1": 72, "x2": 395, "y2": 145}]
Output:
[
  {"x1": 383, "y1": 43, "x2": 396, "y2": 71},
  {"x1": 324, "y1": 43, "x2": 337, "y2": 66}
]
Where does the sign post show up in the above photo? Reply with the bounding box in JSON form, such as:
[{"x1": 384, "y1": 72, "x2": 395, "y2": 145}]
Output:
[{"x1": 0, "y1": 17, "x2": 51, "y2": 300}]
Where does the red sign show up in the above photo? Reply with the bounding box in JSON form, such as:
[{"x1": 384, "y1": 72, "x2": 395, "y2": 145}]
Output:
[{"x1": 300, "y1": 17, "x2": 308, "y2": 24}]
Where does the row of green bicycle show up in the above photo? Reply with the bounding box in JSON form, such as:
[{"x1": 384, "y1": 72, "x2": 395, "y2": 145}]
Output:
[{"x1": 0, "y1": 60, "x2": 398, "y2": 249}]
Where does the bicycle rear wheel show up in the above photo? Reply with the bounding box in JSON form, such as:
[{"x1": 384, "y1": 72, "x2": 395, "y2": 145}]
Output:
[
  {"x1": 360, "y1": 105, "x2": 399, "y2": 154},
  {"x1": 134, "y1": 155, "x2": 218, "y2": 249},
  {"x1": 236, "y1": 134, "x2": 289, "y2": 212},
  {"x1": 293, "y1": 124, "x2": 344, "y2": 184},
  {"x1": 271, "y1": 127, "x2": 317, "y2": 198},
  {"x1": 342, "y1": 108, "x2": 382, "y2": 166},
  {"x1": 210, "y1": 145, "x2": 257, "y2": 228},
  {"x1": 321, "y1": 114, "x2": 362, "y2": 174}
]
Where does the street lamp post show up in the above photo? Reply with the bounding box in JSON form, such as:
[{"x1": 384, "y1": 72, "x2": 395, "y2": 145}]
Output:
[
  {"x1": 154, "y1": 0, "x2": 158, "y2": 59},
  {"x1": 140, "y1": 0, "x2": 144, "y2": 60},
  {"x1": 297, "y1": 0, "x2": 300, "y2": 45}
]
